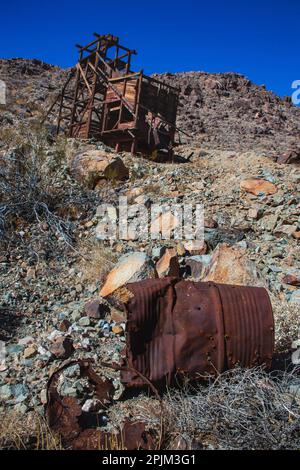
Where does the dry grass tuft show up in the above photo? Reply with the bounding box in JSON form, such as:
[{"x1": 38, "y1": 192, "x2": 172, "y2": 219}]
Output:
[
  {"x1": 163, "y1": 367, "x2": 300, "y2": 450},
  {"x1": 77, "y1": 239, "x2": 118, "y2": 284},
  {"x1": 0, "y1": 411, "x2": 62, "y2": 450},
  {"x1": 271, "y1": 294, "x2": 300, "y2": 353}
]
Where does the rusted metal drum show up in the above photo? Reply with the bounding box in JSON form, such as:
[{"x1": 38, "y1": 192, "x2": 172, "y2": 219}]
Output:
[{"x1": 121, "y1": 278, "x2": 274, "y2": 390}]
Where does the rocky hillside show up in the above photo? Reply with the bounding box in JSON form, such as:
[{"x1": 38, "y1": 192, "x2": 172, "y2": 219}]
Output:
[
  {"x1": 1, "y1": 58, "x2": 300, "y2": 154},
  {"x1": 0, "y1": 58, "x2": 300, "y2": 450}
]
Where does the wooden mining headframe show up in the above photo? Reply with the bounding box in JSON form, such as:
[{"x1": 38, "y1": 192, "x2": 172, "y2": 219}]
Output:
[{"x1": 47, "y1": 33, "x2": 182, "y2": 157}]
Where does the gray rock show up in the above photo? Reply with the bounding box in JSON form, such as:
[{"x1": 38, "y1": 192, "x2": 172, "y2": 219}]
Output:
[
  {"x1": 78, "y1": 316, "x2": 91, "y2": 327},
  {"x1": 12, "y1": 384, "x2": 29, "y2": 403},
  {"x1": 0, "y1": 384, "x2": 13, "y2": 400},
  {"x1": 290, "y1": 290, "x2": 300, "y2": 305}
]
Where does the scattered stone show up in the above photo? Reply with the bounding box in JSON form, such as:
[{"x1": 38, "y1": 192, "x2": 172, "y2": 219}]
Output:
[
  {"x1": 0, "y1": 384, "x2": 13, "y2": 400},
  {"x1": 49, "y1": 336, "x2": 74, "y2": 359},
  {"x1": 82, "y1": 398, "x2": 103, "y2": 413},
  {"x1": 58, "y1": 319, "x2": 71, "y2": 332},
  {"x1": 248, "y1": 207, "x2": 261, "y2": 220},
  {"x1": 110, "y1": 309, "x2": 126, "y2": 323},
  {"x1": 100, "y1": 252, "x2": 157, "y2": 297},
  {"x1": 185, "y1": 255, "x2": 212, "y2": 280},
  {"x1": 71, "y1": 149, "x2": 129, "y2": 188},
  {"x1": 204, "y1": 218, "x2": 218, "y2": 229},
  {"x1": 150, "y1": 211, "x2": 180, "y2": 236},
  {"x1": 202, "y1": 243, "x2": 264, "y2": 287},
  {"x1": 40, "y1": 389, "x2": 48, "y2": 405},
  {"x1": 282, "y1": 273, "x2": 300, "y2": 287},
  {"x1": 156, "y1": 248, "x2": 180, "y2": 278},
  {"x1": 274, "y1": 225, "x2": 298, "y2": 237},
  {"x1": 240, "y1": 178, "x2": 277, "y2": 196},
  {"x1": 23, "y1": 346, "x2": 37, "y2": 359},
  {"x1": 112, "y1": 325, "x2": 124, "y2": 335},
  {"x1": 25, "y1": 267, "x2": 36, "y2": 280},
  {"x1": 18, "y1": 336, "x2": 34, "y2": 346},
  {"x1": 12, "y1": 384, "x2": 29, "y2": 403},
  {"x1": 84, "y1": 299, "x2": 109, "y2": 319},
  {"x1": 290, "y1": 290, "x2": 300, "y2": 305},
  {"x1": 293, "y1": 231, "x2": 300, "y2": 240},
  {"x1": 260, "y1": 214, "x2": 278, "y2": 231},
  {"x1": 78, "y1": 316, "x2": 91, "y2": 327},
  {"x1": 184, "y1": 240, "x2": 207, "y2": 255}
]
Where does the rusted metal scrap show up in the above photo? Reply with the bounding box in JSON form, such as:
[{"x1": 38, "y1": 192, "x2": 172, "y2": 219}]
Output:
[
  {"x1": 46, "y1": 359, "x2": 157, "y2": 450},
  {"x1": 121, "y1": 278, "x2": 274, "y2": 389},
  {"x1": 46, "y1": 278, "x2": 274, "y2": 449}
]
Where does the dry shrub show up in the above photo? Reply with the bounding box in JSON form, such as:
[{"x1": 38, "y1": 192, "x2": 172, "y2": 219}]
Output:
[
  {"x1": 77, "y1": 239, "x2": 118, "y2": 284},
  {"x1": 271, "y1": 294, "x2": 300, "y2": 353},
  {"x1": 163, "y1": 367, "x2": 300, "y2": 450}
]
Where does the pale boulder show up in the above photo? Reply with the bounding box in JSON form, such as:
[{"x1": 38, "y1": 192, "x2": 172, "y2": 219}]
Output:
[
  {"x1": 202, "y1": 243, "x2": 265, "y2": 287},
  {"x1": 100, "y1": 252, "x2": 157, "y2": 297}
]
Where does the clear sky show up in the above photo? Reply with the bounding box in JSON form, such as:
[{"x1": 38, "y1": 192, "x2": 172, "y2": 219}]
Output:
[{"x1": 1, "y1": 0, "x2": 299, "y2": 99}]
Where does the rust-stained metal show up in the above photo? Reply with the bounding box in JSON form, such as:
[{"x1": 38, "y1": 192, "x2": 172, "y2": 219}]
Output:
[
  {"x1": 46, "y1": 33, "x2": 184, "y2": 158},
  {"x1": 46, "y1": 279, "x2": 274, "y2": 448},
  {"x1": 46, "y1": 359, "x2": 159, "y2": 450},
  {"x1": 121, "y1": 278, "x2": 274, "y2": 389}
]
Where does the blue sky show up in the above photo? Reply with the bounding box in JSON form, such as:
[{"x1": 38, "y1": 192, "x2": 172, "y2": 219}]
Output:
[{"x1": 1, "y1": 0, "x2": 299, "y2": 99}]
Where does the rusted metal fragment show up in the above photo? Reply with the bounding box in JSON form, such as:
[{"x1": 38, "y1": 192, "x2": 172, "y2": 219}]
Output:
[
  {"x1": 121, "y1": 278, "x2": 274, "y2": 390},
  {"x1": 46, "y1": 359, "x2": 157, "y2": 450}
]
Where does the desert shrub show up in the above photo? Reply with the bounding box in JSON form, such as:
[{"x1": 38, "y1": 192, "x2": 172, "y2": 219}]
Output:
[
  {"x1": 0, "y1": 411, "x2": 62, "y2": 450},
  {"x1": 163, "y1": 367, "x2": 300, "y2": 450},
  {"x1": 0, "y1": 124, "x2": 73, "y2": 244}
]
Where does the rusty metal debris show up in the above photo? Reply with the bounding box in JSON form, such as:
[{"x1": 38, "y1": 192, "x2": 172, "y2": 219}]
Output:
[
  {"x1": 46, "y1": 278, "x2": 274, "y2": 448},
  {"x1": 121, "y1": 278, "x2": 274, "y2": 389},
  {"x1": 46, "y1": 33, "x2": 187, "y2": 157}
]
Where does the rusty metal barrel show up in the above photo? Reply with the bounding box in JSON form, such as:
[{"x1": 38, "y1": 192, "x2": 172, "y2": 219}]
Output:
[{"x1": 121, "y1": 278, "x2": 274, "y2": 390}]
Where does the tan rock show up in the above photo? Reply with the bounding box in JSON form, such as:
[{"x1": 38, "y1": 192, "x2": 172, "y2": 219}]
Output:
[
  {"x1": 274, "y1": 225, "x2": 298, "y2": 237},
  {"x1": 23, "y1": 346, "x2": 37, "y2": 359},
  {"x1": 111, "y1": 309, "x2": 127, "y2": 323},
  {"x1": 282, "y1": 274, "x2": 300, "y2": 286},
  {"x1": 71, "y1": 149, "x2": 129, "y2": 188},
  {"x1": 26, "y1": 267, "x2": 36, "y2": 280},
  {"x1": 156, "y1": 248, "x2": 180, "y2": 278},
  {"x1": 150, "y1": 211, "x2": 180, "y2": 238},
  {"x1": 240, "y1": 178, "x2": 277, "y2": 196},
  {"x1": 248, "y1": 208, "x2": 260, "y2": 220},
  {"x1": 100, "y1": 252, "x2": 157, "y2": 297},
  {"x1": 112, "y1": 325, "x2": 124, "y2": 335},
  {"x1": 202, "y1": 243, "x2": 264, "y2": 287},
  {"x1": 293, "y1": 231, "x2": 300, "y2": 240}
]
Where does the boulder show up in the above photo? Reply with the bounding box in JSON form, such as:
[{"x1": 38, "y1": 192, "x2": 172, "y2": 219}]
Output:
[
  {"x1": 184, "y1": 240, "x2": 207, "y2": 255},
  {"x1": 100, "y1": 252, "x2": 157, "y2": 297},
  {"x1": 84, "y1": 299, "x2": 109, "y2": 319},
  {"x1": 49, "y1": 336, "x2": 74, "y2": 359},
  {"x1": 240, "y1": 178, "x2": 277, "y2": 196},
  {"x1": 156, "y1": 248, "x2": 180, "y2": 278},
  {"x1": 150, "y1": 211, "x2": 180, "y2": 238},
  {"x1": 185, "y1": 255, "x2": 212, "y2": 280},
  {"x1": 277, "y1": 149, "x2": 300, "y2": 164},
  {"x1": 202, "y1": 243, "x2": 264, "y2": 287},
  {"x1": 274, "y1": 225, "x2": 298, "y2": 237},
  {"x1": 71, "y1": 149, "x2": 129, "y2": 188},
  {"x1": 282, "y1": 273, "x2": 300, "y2": 287}
]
